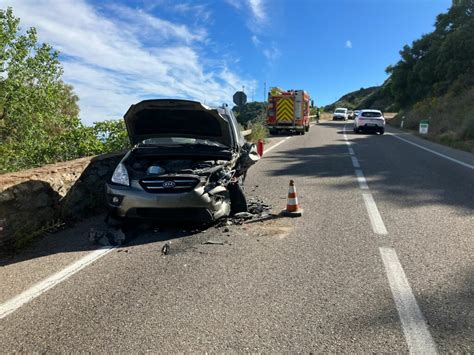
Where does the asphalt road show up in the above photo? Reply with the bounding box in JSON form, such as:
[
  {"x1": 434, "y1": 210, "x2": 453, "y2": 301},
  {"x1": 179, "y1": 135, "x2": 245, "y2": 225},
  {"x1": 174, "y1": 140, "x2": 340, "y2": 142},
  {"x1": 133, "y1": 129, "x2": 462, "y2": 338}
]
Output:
[{"x1": 0, "y1": 121, "x2": 473, "y2": 352}]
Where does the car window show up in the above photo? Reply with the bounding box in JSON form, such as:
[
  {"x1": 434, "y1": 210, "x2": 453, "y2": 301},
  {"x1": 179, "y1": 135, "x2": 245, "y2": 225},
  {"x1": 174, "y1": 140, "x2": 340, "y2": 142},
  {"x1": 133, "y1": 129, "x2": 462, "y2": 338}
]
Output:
[
  {"x1": 335, "y1": 109, "x2": 346, "y2": 113},
  {"x1": 361, "y1": 111, "x2": 382, "y2": 118}
]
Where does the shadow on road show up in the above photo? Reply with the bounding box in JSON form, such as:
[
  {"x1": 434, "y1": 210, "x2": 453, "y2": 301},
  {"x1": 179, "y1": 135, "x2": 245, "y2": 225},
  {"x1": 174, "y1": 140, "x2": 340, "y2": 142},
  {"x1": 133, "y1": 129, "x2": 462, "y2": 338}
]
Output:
[
  {"x1": 267, "y1": 123, "x2": 474, "y2": 214},
  {"x1": 0, "y1": 216, "x2": 214, "y2": 267}
]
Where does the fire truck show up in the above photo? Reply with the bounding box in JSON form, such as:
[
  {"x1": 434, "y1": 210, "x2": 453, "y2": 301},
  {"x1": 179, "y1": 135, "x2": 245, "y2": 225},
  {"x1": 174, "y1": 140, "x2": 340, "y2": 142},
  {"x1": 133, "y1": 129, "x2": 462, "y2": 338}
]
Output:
[{"x1": 266, "y1": 87, "x2": 312, "y2": 135}]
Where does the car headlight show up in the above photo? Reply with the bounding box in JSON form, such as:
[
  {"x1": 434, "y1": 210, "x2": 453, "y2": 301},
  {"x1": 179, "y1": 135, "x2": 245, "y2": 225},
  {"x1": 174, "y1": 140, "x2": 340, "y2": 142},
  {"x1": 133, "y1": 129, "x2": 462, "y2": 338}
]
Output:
[{"x1": 111, "y1": 163, "x2": 130, "y2": 186}]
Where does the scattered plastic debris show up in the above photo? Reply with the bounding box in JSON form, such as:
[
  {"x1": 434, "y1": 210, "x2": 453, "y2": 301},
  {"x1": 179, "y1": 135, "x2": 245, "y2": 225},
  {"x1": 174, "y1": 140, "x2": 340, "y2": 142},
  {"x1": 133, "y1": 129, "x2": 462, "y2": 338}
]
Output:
[
  {"x1": 202, "y1": 240, "x2": 225, "y2": 245},
  {"x1": 161, "y1": 243, "x2": 170, "y2": 255},
  {"x1": 89, "y1": 227, "x2": 125, "y2": 246}
]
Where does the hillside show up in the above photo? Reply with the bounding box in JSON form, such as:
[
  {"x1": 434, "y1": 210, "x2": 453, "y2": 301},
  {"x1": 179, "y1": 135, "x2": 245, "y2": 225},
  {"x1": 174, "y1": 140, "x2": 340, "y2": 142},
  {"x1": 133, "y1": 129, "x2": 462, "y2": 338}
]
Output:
[
  {"x1": 325, "y1": 1, "x2": 474, "y2": 152},
  {"x1": 324, "y1": 82, "x2": 395, "y2": 112}
]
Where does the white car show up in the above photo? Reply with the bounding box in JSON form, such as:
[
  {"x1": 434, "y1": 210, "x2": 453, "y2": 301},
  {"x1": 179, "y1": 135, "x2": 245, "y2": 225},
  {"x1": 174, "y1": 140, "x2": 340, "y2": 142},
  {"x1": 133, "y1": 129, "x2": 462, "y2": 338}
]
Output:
[
  {"x1": 354, "y1": 109, "x2": 385, "y2": 134},
  {"x1": 333, "y1": 108, "x2": 348, "y2": 121}
]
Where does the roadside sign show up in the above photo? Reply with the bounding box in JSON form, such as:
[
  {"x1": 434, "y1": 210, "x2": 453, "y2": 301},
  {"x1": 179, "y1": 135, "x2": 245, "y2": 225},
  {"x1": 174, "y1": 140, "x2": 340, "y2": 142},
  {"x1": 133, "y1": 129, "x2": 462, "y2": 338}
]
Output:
[
  {"x1": 233, "y1": 91, "x2": 247, "y2": 106},
  {"x1": 419, "y1": 120, "x2": 429, "y2": 134}
]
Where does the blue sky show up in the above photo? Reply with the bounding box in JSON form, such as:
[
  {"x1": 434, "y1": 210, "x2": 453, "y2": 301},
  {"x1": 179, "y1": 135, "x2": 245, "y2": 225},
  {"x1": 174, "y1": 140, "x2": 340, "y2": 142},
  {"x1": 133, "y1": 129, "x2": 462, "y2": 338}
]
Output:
[{"x1": 1, "y1": 0, "x2": 451, "y2": 124}]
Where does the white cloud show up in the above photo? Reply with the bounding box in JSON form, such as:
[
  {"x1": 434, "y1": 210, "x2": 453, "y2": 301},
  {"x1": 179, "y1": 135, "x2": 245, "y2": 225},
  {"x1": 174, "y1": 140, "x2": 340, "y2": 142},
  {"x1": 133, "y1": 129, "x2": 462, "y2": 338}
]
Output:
[
  {"x1": 248, "y1": 0, "x2": 266, "y2": 23},
  {"x1": 262, "y1": 46, "x2": 281, "y2": 61},
  {"x1": 251, "y1": 35, "x2": 260, "y2": 47},
  {"x1": 226, "y1": 0, "x2": 266, "y2": 28},
  {"x1": 345, "y1": 40, "x2": 353, "y2": 49},
  {"x1": 1, "y1": 0, "x2": 255, "y2": 124}
]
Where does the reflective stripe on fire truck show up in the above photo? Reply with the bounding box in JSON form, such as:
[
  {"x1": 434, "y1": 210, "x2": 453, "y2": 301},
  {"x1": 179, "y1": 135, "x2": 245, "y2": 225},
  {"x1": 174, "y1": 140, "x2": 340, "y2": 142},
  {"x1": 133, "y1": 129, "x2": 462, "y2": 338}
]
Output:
[{"x1": 276, "y1": 98, "x2": 294, "y2": 123}]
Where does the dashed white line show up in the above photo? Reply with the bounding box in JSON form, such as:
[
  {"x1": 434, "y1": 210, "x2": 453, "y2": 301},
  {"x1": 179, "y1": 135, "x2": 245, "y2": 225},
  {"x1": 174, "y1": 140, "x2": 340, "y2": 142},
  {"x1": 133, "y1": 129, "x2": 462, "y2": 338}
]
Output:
[
  {"x1": 264, "y1": 136, "x2": 291, "y2": 155},
  {"x1": 380, "y1": 247, "x2": 438, "y2": 354},
  {"x1": 362, "y1": 193, "x2": 388, "y2": 235},
  {"x1": 389, "y1": 133, "x2": 473, "y2": 170},
  {"x1": 0, "y1": 246, "x2": 116, "y2": 320},
  {"x1": 351, "y1": 156, "x2": 360, "y2": 168},
  {"x1": 354, "y1": 169, "x2": 369, "y2": 190},
  {"x1": 342, "y1": 124, "x2": 436, "y2": 352}
]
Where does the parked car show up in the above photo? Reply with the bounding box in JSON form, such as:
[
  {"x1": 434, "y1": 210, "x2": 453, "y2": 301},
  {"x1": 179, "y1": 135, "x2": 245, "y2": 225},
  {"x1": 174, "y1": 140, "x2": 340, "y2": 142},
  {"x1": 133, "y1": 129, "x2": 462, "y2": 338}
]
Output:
[
  {"x1": 333, "y1": 108, "x2": 348, "y2": 121},
  {"x1": 353, "y1": 110, "x2": 361, "y2": 120},
  {"x1": 354, "y1": 109, "x2": 385, "y2": 134},
  {"x1": 106, "y1": 99, "x2": 260, "y2": 224}
]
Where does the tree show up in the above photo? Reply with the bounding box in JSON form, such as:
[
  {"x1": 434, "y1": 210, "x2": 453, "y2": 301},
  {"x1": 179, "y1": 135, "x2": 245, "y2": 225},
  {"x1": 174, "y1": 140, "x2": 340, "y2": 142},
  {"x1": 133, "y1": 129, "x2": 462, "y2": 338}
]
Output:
[
  {"x1": 232, "y1": 101, "x2": 267, "y2": 126},
  {"x1": 0, "y1": 7, "x2": 96, "y2": 173}
]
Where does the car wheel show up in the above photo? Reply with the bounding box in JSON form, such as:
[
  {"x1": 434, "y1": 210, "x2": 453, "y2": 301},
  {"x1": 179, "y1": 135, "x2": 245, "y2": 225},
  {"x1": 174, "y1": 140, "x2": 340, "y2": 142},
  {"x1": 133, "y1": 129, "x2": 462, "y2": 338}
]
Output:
[
  {"x1": 379, "y1": 128, "x2": 385, "y2": 135},
  {"x1": 229, "y1": 183, "x2": 248, "y2": 215}
]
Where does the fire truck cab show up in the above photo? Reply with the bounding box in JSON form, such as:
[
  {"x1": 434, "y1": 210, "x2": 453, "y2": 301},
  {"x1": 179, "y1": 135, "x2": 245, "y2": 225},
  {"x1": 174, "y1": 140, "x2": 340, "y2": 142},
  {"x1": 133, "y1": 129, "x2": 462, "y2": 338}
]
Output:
[{"x1": 266, "y1": 87, "x2": 311, "y2": 135}]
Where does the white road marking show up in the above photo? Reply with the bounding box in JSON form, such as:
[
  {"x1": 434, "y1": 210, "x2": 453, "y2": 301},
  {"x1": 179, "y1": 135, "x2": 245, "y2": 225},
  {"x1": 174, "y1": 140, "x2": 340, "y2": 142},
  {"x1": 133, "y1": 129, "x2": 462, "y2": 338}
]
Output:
[
  {"x1": 354, "y1": 169, "x2": 369, "y2": 189},
  {"x1": 264, "y1": 137, "x2": 291, "y2": 155},
  {"x1": 362, "y1": 193, "x2": 388, "y2": 235},
  {"x1": 379, "y1": 247, "x2": 438, "y2": 354},
  {"x1": 390, "y1": 133, "x2": 474, "y2": 170},
  {"x1": 351, "y1": 156, "x2": 360, "y2": 168},
  {"x1": 342, "y1": 123, "x2": 436, "y2": 352},
  {"x1": 0, "y1": 246, "x2": 115, "y2": 320}
]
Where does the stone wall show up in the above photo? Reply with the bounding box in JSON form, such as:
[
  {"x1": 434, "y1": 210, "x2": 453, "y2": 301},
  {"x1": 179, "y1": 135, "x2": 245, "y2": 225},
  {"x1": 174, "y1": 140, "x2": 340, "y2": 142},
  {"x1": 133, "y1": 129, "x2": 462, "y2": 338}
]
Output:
[{"x1": 0, "y1": 152, "x2": 125, "y2": 253}]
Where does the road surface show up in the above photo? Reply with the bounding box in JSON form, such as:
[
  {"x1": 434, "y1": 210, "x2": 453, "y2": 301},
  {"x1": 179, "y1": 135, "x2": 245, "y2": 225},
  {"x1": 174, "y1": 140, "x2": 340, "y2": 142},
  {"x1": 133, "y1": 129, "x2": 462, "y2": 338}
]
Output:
[{"x1": 1, "y1": 121, "x2": 473, "y2": 352}]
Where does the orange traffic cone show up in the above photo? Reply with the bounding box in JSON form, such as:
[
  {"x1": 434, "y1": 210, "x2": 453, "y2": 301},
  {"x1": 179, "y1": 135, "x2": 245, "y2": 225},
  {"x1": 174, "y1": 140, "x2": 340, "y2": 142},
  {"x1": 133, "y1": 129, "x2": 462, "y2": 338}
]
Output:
[{"x1": 281, "y1": 180, "x2": 303, "y2": 217}]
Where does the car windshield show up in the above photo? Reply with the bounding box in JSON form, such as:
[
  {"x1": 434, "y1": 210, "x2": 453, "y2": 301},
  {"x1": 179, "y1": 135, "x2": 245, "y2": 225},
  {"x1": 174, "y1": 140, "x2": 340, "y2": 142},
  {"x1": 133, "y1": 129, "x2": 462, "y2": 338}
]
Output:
[
  {"x1": 361, "y1": 111, "x2": 382, "y2": 118},
  {"x1": 335, "y1": 109, "x2": 346, "y2": 113},
  {"x1": 139, "y1": 137, "x2": 227, "y2": 148}
]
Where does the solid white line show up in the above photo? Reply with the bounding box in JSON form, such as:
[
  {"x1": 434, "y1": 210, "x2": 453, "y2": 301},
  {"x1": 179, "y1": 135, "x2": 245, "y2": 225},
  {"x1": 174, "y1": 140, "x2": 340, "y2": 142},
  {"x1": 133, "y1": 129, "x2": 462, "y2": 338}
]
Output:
[
  {"x1": 390, "y1": 133, "x2": 474, "y2": 170},
  {"x1": 379, "y1": 247, "x2": 438, "y2": 354},
  {"x1": 354, "y1": 169, "x2": 369, "y2": 189},
  {"x1": 0, "y1": 246, "x2": 115, "y2": 320},
  {"x1": 362, "y1": 193, "x2": 388, "y2": 235},
  {"x1": 351, "y1": 156, "x2": 360, "y2": 168},
  {"x1": 264, "y1": 137, "x2": 291, "y2": 155}
]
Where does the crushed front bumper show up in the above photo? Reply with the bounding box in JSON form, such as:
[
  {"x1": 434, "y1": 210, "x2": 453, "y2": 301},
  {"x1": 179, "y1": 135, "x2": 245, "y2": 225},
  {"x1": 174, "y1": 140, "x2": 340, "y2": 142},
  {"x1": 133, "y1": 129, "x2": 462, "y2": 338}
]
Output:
[{"x1": 106, "y1": 181, "x2": 230, "y2": 222}]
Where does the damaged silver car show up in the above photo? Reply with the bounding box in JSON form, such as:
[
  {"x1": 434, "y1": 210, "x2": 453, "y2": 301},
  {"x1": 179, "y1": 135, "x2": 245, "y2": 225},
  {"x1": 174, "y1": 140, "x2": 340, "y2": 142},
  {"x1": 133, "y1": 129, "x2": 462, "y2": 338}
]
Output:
[{"x1": 106, "y1": 99, "x2": 260, "y2": 223}]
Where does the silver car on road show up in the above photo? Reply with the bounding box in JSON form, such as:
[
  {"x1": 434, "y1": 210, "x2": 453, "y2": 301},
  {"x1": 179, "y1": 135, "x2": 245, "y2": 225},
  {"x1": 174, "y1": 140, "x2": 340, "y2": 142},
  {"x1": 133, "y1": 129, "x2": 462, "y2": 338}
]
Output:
[{"x1": 106, "y1": 99, "x2": 259, "y2": 223}]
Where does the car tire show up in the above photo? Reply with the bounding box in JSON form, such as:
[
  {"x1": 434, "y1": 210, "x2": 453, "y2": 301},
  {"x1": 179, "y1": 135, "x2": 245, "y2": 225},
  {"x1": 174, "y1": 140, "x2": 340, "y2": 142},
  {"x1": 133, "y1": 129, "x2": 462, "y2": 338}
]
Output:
[
  {"x1": 379, "y1": 128, "x2": 385, "y2": 135},
  {"x1": 229, "y1": 183, "x2": 248, "y2": 215}
]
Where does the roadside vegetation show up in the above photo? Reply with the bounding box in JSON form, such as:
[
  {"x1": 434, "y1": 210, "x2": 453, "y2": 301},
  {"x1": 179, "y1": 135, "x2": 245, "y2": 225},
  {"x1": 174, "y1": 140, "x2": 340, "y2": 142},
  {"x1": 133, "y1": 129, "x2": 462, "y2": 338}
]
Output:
[
  {"x1": 325, "y1": 1, "x2": 474, "y2": 152},
  {"x1": 0, "y1": 8, "x2": 130, "y2": 174},
  {"x1": 232, "y1": 101, "x2": 268, "y2": 142}
]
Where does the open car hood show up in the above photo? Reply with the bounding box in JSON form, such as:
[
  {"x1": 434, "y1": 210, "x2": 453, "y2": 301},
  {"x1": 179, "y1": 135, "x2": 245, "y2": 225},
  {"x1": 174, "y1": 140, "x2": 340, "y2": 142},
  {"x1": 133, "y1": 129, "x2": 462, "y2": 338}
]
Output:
[{"x1": 124, "y1": 99, "x2": 233, "y2": 147}]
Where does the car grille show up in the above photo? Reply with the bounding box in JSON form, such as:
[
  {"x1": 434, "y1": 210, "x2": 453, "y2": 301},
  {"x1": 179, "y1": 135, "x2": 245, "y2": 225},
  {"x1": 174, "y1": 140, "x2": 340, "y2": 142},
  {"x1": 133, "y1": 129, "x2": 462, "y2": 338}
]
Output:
[{"x1": 139, "y1": 177, "x2": 200, "y2": 193}]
